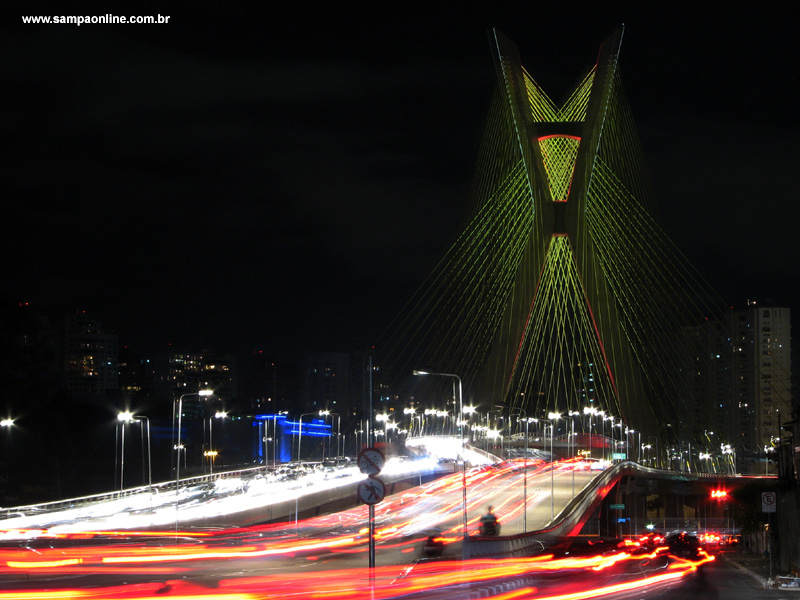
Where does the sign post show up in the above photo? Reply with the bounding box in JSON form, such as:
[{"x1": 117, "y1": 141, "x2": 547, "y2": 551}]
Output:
[
  {"x1": 762, "y1": 491, "x2": 776, "y2": 579},
  {"x1": 761, "y1": 491, "x2": 776, "y2": 513},
  {"x1": 358, "y1": 448, "x2": 386, "y2": 572}
]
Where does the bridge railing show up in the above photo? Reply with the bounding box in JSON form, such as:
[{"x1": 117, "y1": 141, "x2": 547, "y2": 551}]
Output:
[{"x1": 0, "y1": 465, "x2": 268, "y2": 521}]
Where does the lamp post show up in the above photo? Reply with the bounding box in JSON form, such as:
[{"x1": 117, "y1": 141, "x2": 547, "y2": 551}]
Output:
[
  {"x1": 413, "y1": 369, "x2": 468, "y2": 549},
  {"x1": 118, "y1": 411, "x2": 152, "y2": 493},
  {"x1": 546, "y1": 412, "x2": 562, "y2": 522},
  {"x1": 595, "y1": 411, "x2": 605, "y2": 461},
  {"x1": 624, "y1": 428, "x2": 631, "y2": 461},
  {"x1": 208, "y1": 410, "x2": 227, "y2": 474},
  {"x1": 613, "y1": 422, "x2": 623, "y2": 461},
  {"x1": 319, "y1": 410, "x2": 340, "y2": 462},
  {"x1": 635, "y1": 431, "x2": 642, "y2": 463},
  {"x1": 510, "y1": 407, "x2": 528, "y2": 532},
  {"x1": 604, "y1": 415, "x2": 615, "y2": 462},
  {"x1": 137, "y1": 415, "x2": 152, "y2": 491},
  {"x1": 583, "y1": 407, "x2": 598, "y2": 460},
  {"x1": 297, "y1": 412, "x2": 316, "y2": 464},
  {"x1": 174, "y1": 389, "x2": 213, "y2": 490},
  {"x1": 117, "y1": 411, "x2": 134, "y2": 491},
  {"x1": 462, "y1": 405, "x2": 477, "y2": 443},
  {"x1": 567, "y1": 411, "x2": 581, "y2": 495}
]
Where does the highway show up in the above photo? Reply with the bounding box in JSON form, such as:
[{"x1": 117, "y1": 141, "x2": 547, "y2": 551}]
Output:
[{"x1": 0, "y1": 457, "x2": 716, "y2": 599}]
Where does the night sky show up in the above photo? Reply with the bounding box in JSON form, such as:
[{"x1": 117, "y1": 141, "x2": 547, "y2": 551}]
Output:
[{"x1": 4, "y1": 3, "x2": 799, "y2": 364}]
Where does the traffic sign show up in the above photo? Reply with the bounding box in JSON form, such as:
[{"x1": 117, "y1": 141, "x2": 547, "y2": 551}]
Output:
[
  {"x1": 610, "y1": 503, "x2": 625, "y2": 510},
  {"x1": 357, "y1": 477, "x2": 386, "y2": 505},
  {"x1": 357, "y1": 448, "x2": 385, "y2": 476},
  {"x1": 762, "y1": 491, "x2": 777, "y2": 513}
]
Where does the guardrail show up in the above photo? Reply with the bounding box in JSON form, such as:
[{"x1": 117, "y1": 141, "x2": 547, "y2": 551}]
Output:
[
  {"x1": 464, "y1": 461, "x2": 743, "y2": 558},
  {"x1": 0, "y1": 465, "x2": 268, "y2": 521}
]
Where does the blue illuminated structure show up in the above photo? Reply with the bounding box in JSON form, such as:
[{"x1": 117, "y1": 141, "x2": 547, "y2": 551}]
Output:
[{"x1": 253, "y1": 414, "x2": 331, "y2": 464}]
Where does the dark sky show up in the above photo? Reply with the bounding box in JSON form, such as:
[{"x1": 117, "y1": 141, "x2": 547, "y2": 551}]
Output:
[{"x1": 4, "y1": 3, "x2": 799, "y2": 362}]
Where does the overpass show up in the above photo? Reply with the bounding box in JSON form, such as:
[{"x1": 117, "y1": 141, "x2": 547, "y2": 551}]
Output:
[{"x1": 0, "y1": 446, "x2": 771, "y2": 561}]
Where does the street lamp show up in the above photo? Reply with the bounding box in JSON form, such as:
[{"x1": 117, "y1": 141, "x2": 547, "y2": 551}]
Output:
[
  {"x1": 603, "y1": 415, "x2": 615, "y2": 462},
  {"x1": 117, "y1": 411, "x2": 134, "y2": 491},
  {"x1": 567, "y1": 411, "x2": 581, "y2": 495},
  {"x1": 625, "y1": 428, "x2": 634, "y2": 461},
  {"x1": 297, "y1": 412, "x2": 316, "y2": 463},
  {"x1": 546, "y1": 412, "x2": 562, "y2": 522},
  {"x1": 462, "y1": 405, "x2": 477, "y2": 443},
  {"x1": 613, "y1": 422, "x2": 623, "y2": 461},
  {"x1": 117, "y1": 411, "x2": 152, "y2": 492},
  {"x1": 320, "y1": 410, "x2": 340, "y2": 462},
  {"x1": 510, "y1": 407, "x2": 528, "y2": 532},
  {"x1": 208, "y1": 410, "x2": 227, "y2": 474},
  {"x1": 375, "y1": 412, "x2": 396, "y2": 449},
  {"x1": 174, "y1": 389, "x2": 213, "y2": 489},
  {"x1": 583, "y1": 407, "x2": 598, "y2": 460},
  {"x1": 413, "y1": 369, "x2": 468, "y2": 549},
  {"x1": 136, "y1": 415, "x2": 152, "y2": 491}
]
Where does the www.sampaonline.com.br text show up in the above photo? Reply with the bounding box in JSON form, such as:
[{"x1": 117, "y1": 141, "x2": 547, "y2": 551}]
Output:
[{"x1": 21, "y1": 14, "x2": 170, "y2": 26}]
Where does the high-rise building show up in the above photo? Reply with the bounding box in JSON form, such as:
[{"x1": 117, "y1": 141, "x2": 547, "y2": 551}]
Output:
[
  {"x1": 153, "y1": 347, "x2": 236, "y2": 405},
  {"x1": 242, "y1": 351, "x2": 298, "y2": 413},
  {"x1": 64, "y1": 311, "x2": 118, "y2": 397},
  {"x1": 730, "y1": 302, "x2": 792, "y2": 455},
  {"x1": 301, "y1": 352, "x2": 350, "y2": 414}
]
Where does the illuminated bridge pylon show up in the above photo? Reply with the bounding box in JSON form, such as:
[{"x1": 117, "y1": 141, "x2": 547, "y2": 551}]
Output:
[{"x1": 374, "y1": 27, "x2": 728, "y2": 454}]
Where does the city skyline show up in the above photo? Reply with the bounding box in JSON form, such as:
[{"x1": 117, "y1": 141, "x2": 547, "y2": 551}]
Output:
[{"x1": 4, "y1": 4, "x2": 798, "y2": 364}]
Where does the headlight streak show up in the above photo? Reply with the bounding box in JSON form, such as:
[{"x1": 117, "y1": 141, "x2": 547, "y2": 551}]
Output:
[
  {"x1": 0, "y1": 549, "x2": 714, "y2": 599},
  {"x1": 0, "y1": 459, "x2": 716, "y2": 599},
  {"x1": 0, "y1": 459, "x2": 589, "y2": 571}
]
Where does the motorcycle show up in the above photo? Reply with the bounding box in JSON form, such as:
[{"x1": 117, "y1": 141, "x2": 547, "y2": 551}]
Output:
[
  {"x1": 422, "y1": 530, "x2": 445, "y2": 558},
  {"x1": 479, "y1": 518, "x2": 500, "y2": 537}
]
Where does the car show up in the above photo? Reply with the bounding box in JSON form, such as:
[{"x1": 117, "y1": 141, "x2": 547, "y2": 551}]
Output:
[{"x1": 665, "y1": 532, "x2": 704, "y2": 561}]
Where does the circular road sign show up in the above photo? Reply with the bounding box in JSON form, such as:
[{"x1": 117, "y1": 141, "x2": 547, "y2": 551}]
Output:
[
  {"x1": 357, "y1": 476, "x2": 386, "y2": 505},
  {"x1": 357, "y1": 448, "x2": 385, "y2": 476},
  {"x1": 762, "y1": 491, "x2": 777, "y2": 513}
]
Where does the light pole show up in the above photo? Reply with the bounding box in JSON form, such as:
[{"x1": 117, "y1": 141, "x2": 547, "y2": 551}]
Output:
[
  {"x1": 613, "y1": 422, "x2": 623, "y2": 461},
  {"x1": 319, "y1": 410, "x2": 340, "y2": 462},
  {"x1": 174, "y1": 389, "x2": 213, "y2": 490},
  {"x1": 546, "y1": 412, "x2": 562, "y2": 522},
  {"x1": 583, "y1": 407, "x2": 598, "y2": 460},
  {"x1": 117, "y1": 411, "x2": 134, "y2": 491},
  {"x1": 604, "y1": 415, "x2": 615, "y2": 462},
  {"x1": 208, "y1": 410, "x2": 227, "y2": 474},
  {"x1": 510, "y1": 407, "x2": 528, "y2": 532},
  {"x1": 297, "y1": 412, "x2": 316, "y2": 464},
  {"x1": 624, "y1": 428, "x2": 632, "y2": 461},
  {"x1": 136, "y1": 415, "x2": 152, "y2": 491},
  {"x1": 403, "y1": 407, "x2": 416, "y2": 436},
  {"x1": 462, "y1": 405, "x2": 476, "y2": 443},
  {"x1": 567, "y1": 411, "x2": 581, "y2": 495},
  {"x1": 117, "y1": 411, "x2": 152, "y2": 494},
  {"x1": 413, "y1": 370, "x2": 468, "y2": 549},
  {"x1": 595, "y1": 411, "x2": 606, "y2": 461},
  {"x1": 635, "y1": 431, "x2": 642, "y2": 463},
  {"x1": 642, "y1": 444, "x2": 652, "y2": 467}
]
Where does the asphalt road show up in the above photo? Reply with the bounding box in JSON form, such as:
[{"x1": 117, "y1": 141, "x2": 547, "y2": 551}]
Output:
[{"x1": 607, "y1": 550, "x2": 783, "y2": 600}]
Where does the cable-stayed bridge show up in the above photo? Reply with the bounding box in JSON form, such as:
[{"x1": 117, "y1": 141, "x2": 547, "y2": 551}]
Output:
[{"x1": 373, "y1": 27, "x2": 729, "y2": 458}]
